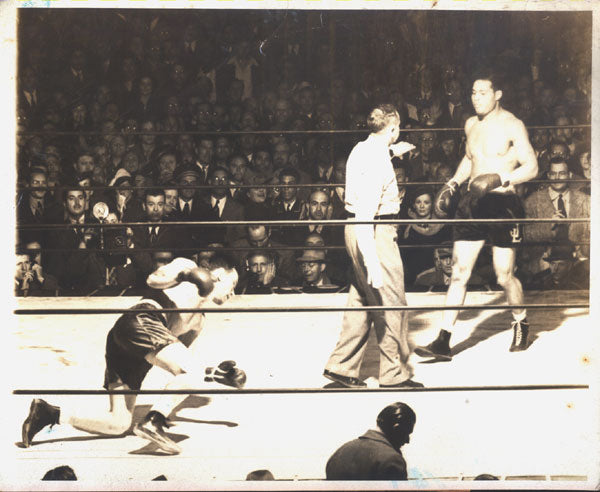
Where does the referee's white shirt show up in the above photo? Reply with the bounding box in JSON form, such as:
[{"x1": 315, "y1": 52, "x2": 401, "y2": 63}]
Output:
[{"x1": 345, "y1": 134, "x2": 400, "y2": 218}]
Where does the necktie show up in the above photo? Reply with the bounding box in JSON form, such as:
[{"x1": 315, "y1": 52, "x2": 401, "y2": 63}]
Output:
[
  {"x1": 150, "y1": 226, "x2": 157, "y2": 244},
  {"x1": 557, "y1": 194, "x2": 567, "y2": 217},
  {"x1": 213, "y1": 199, "x2": 221, "y2": 218},
  {"x1": 183, "y1": 202, "x2": 190, "y2": 216},
  {"x1": 286, "y1": 203, "x2": 292, "y2": 212},
  {"x1": 34, "y1": 202, "x2": 43, "y2": 219},
  {"x1": 555, "y1": 194, "x2": 568, "y2": 239}
]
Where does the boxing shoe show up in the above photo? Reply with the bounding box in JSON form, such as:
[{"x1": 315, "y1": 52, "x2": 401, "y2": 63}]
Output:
[
  {"x1": 205, "y1": 360, "x2": 247, "y2": 389},
  {"x1": 133, "y1": 410, "x2": 181, "y2": 455},
  {"x1": 323, "y1": 370, "x2": 366, "y2": 388},
  {"x1": 380, "y1": 379, "x2": 425, "y2": 389},
  {"x1": 509, "y1": 318, "x2": 529, "y2": 352},
  {"x1": 22, "y1": 398, "x2": 60, "y2": 447},
  {"x1": 414, "y1": 329, "x2": 453, "y2": 361}
]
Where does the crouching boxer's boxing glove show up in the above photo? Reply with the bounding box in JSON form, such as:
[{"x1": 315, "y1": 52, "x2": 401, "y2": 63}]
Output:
[
  {"x1": 433, "y1": 180, "x2": 460, "y2": 219},
  {"x1": 469, "y1": 173, "x2": 506, "y2": 199},
  {"x1": 176, "y1": 267, "x2": 214, "y2": 297},
  {"x1": 205, "y1": 360, "x2": 247, "y2": 388}
]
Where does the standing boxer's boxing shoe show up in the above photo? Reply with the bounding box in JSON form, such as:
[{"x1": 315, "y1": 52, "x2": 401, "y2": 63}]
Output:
[
  {"x1": 323, "y1": 370, "x2": 366, "y2": 388},
  {"x1": 509, "y1": 318, "x2": 529, "y2": 352},
  {"x1": 22, "y1": 399, "x2": 60, "y2": 447},
  {"x1": 414, "y1": 329, "x2": 453, "y2": 361},
  {"x1": 133, "y1": 411, "x2": 181, "y2": 455}
]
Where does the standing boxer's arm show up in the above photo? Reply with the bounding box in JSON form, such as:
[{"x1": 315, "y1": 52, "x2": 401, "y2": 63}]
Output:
[
  {"x1": 449, "y1": 119, "x2": 476, "y2": 186},
  {"x1": 450, "y1": 153, "x2": 473, "y2": 187},
  {"x1": 500, "y1": 119, "x2": 538, "y2": 186}
]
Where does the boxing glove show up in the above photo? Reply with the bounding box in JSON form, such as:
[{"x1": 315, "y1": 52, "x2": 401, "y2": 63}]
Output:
[
  {"x1": 433, "y1": 181, "x2": 459, "y2": 219},
  {"x1": 469, "y1": 173, "x2": 503, "y2": 199},
  {"x1": 205, "y1": 360, "x2": 247, "y2": 389},
  {"x1": 176, "y1": 267, "x2": 214, "y2": 297}
]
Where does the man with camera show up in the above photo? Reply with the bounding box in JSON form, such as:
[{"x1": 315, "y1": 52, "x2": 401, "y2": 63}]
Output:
[{"x1": 43, "y1": 181, "x2": 105, "y2": 294}]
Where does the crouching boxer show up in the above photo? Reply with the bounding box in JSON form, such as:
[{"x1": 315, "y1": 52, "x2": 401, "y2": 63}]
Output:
[
  {"x1": 416, "y1": 69, "x2": 538, "y2": 360},
  {"x1": 22, "y1": 256, "x2": 244, "y2": 454}
]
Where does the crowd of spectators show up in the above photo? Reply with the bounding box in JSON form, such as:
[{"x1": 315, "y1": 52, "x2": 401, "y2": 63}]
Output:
[{"x1": 15, "y1": 10, "x2": 591, "y2": 296}]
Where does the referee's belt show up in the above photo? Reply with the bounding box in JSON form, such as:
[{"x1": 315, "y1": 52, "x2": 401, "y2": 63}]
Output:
[{"x1": 346, "y1": 213, "x2": 398, "y2": 220}]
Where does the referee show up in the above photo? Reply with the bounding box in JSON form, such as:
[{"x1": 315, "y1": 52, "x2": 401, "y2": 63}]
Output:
[{"x1": 323, "y1": 104, "x2": 423, "y2": 388}]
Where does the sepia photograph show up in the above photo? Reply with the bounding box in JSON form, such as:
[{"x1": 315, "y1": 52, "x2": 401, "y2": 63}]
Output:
[{"x1": 6, "y1": 2, "x2": 598, "y2": 489}]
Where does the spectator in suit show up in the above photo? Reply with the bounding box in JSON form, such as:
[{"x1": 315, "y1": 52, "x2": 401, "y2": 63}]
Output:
[
  {"x1": 270, "y1": 167, "x2": 303, "y2": 245},
  {"x1": 414, "y1": 245, "x2": 487, "y2": 291},
  {"x1": 252, "y1": 147, "x2": 275, "y2": 178},
  {"x1": 326, "y1": 402, "x2": 416, "y2": 481},
  {"x1": 176, "y1": 134, "x2": 198, "y2": 168},
  {"x1": 439, "y1": 134, "x2": 460, "y2": 169},
  {"x1": 329, "y1": 155, "x2": 347, "y2": 220},
  {"x1": 529, "y1": 244, "x2": 589, "y2": 290},
  {"x1": 227, "y1": 155, "x2": 249, "y2": 200},
  {"x1": 236, "y1": 250, "x2": 289, "y2": 294},
  {"x1": 16, "y1": 166, "x2": 55, "y2": 245},
  {"x1": 523, "y1": 157, "x2": 590, "y2": 275},
  {"x1": 241, "y1": 170, "x2": 271, "y2": 221},
  {"x1": 272, "y1": 98, "x2": 294, "y2": 129},
  {"x1": 43, "y1": 184, "x2": 105, "y2": 294},
  {"x1": 295, "y1": 249, "x2": 337, "y2": 292},
  {"x1": 171, "y1": 165, "x2": 212, "y2": 252},
  {"x1": 156, "y1": 148, "x2": 178, "y2": 184},
  {"x1": 163, "y1": 182, "x2": 179, "y2": 219},
  {"x1": 131, "y1": 76, "x2": 162, "y2": 123},
  {"x1": 14, "y1": 247, "x2": 59, "y2": 297},
  {"x1": 61, "y1": 48, "x2": 93, "y2": 101},
  {"x1": 18, "y1": 66, "x2": 43, "y2": 128},
  {"x1": 440, "y1": 77, "x2": 467, "y2": 129},
  {"x1": 130, "y1": 188, "x2": 177, "y2": 287},
  {"x1": 202, "y1": 166, "x2": 245, "y2": 245},
  {"x1": 136, "y1": 120, "x2": 158, "y2": 168},
  {"x1": 295, "y1": 189, "x2": 341, "y2": 247},
  {"x1": 214, "y1": 136, "x2": 233, "y2": 168},
  {"x1": 230, "y1": 224, "x2": 296, "y2": 283}
]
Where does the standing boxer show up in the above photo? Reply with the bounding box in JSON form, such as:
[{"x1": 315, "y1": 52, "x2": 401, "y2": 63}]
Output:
[
  {"x1": 416, "y1": 70, "x2": 538, "y2": 360},
  {"x1": 323, "y1": 104, "x2": 422, "y2": 388},
  {"x1": 22, "y1": 257, "x2": 244, "y2": 454}
]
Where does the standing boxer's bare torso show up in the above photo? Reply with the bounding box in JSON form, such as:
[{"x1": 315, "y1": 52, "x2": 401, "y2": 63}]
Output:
[{"x1": 465, "y1": 108, "x2": 520, "y2": 193}]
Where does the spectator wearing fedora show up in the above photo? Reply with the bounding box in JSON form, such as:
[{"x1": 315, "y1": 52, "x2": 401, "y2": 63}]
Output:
[
  {"x1": 529, "y1": 244, "x2": 589, "y2": 290},
  {"x1": 295, "y1": 249, "x2": 338, "y2": 292}
]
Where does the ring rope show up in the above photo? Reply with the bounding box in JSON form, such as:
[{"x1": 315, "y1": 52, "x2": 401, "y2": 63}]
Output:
[
  {"x1": 17, "y1": 123, "x2": 592, "y2": 137},
  {"x1": 16, "y1": 217, "x2": 590, "y2": 231},
  {"x1": 16, "y1": 178, "x2": 591, "y2": 192},
  {"x1": 14, "y1": 303, "x2": 589, "y2": 316},
  {"x1": 17, "y1": 240, "x2": 591, "y2": 254},
  {"x1": 11, "y1": 384, "x2": 589, "y2": 396}
]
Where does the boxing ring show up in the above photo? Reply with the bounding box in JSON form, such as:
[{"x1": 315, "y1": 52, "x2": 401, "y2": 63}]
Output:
[
  {"x1": 9, "y1": 289, "x2": 593, "y2": 486},
  {"x1": 10, "y1": 121, "x2": 596, "y2": 488}
]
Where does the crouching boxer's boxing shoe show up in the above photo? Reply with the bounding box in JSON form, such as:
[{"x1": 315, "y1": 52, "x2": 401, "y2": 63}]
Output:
[
  {"x1": 509, "y1": 318, "x2": 529, "y2": 352},
  {"x1": 22, "y1": 399, "x2": 60, "y2": 447},
  {"x1": 133, "y1": 410, "x2": 181, "y2": 455},
  {"x1": 414, "y1": 329, "x2": 453, "y2": 361}
]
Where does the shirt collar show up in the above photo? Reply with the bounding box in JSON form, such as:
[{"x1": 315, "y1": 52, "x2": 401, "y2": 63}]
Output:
[
  {"x1": 179, "y1": 197, "x2": 193, "y2": 208},
  {"x1": 548, "y1": 187, "x2": 570, "y2": 201}
]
